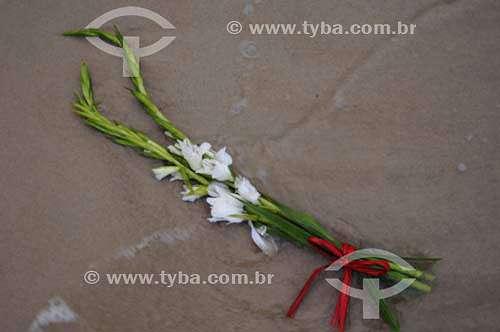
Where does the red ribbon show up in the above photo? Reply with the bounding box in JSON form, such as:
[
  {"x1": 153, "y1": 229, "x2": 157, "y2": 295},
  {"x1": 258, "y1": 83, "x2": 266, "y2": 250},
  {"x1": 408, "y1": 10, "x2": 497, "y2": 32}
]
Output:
[{"x1": 287, "y1": 237, "x2": 390, "y2": 332}]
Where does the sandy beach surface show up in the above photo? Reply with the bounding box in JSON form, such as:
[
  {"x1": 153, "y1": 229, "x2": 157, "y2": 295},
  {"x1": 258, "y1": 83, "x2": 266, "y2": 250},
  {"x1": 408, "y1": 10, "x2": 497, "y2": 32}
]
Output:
[{"x1": 2, "y1": 1, "x2": 500, "y2": 331}]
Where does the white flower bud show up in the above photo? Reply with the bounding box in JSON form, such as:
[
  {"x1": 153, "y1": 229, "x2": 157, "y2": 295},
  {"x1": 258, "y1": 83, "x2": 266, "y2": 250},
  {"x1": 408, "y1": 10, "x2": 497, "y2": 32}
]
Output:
[{"x1": 152, "y1": 166, "x2": 180, "y2": 181}]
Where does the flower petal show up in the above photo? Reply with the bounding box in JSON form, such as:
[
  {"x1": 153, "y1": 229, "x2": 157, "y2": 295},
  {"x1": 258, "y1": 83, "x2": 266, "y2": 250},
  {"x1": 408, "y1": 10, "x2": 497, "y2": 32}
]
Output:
[
  {"x1": 206, "y1": 185, "x2": 245, "y2": 223},
  {"x1": 248, "y1": 221, "x2": 278, "y2": 256},
  {"x1": 210, "y1": 162, "x2": 233, "y2": 181},
  {"x1": 207, "y1": 182, "x2": 231, "y2": 197},
  {"x1": 215, "y1": 147, "x2": 232, "y2": 166},
  {"x1": 198, "y1": 159, "x2": 233, "y2": 181},
  {"x1": 235, "y1": 176, "x2": 260, "y2": 204},
  {"x1": 199, "y1": 142, "x2": 212, "y2": 155},
  {"x1": 175, "y1": 139, "x2": 205, "y2": 171}
]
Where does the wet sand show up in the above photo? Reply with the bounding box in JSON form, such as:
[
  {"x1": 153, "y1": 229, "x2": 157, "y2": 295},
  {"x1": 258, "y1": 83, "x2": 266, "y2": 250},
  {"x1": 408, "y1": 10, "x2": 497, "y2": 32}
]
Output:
[{"x1": 2, "y1": 1, "x2": 500, "y2": 331}]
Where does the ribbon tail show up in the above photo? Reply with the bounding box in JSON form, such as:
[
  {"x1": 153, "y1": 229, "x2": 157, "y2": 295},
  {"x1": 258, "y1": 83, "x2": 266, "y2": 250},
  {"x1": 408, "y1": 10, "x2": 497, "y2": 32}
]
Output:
[
  {"x1": 287, "y1": 263, "x2": 330, "y2": 318},
  {"x1": 331, "y1": 268, "x2": 353, "y2": 332}
]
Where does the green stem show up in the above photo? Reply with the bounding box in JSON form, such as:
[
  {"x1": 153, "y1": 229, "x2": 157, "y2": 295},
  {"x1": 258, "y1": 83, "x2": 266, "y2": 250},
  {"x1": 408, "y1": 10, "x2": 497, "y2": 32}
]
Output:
[
  {"x1": 385, "y1": 271, "x2": 431, "y2": 293},
  {"x1": 64, "y1": 28, "x2": 188, "y2": 141},
  {"x1": 74, "y1": 63, "x2": 208, "y2": 186},
  {"x1": 388, "y1": 262, "x2": 435, "y2": 281}
]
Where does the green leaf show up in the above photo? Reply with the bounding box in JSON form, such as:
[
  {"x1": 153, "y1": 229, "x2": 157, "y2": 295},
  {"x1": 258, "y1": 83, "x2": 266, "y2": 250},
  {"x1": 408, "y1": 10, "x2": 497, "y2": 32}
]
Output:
[
  {"x1": 63, "y1": 28, "x2": 120, "y2": 46},
  {"x1": 380, "y1": 299, "x2": 400, "y2": 331},
  {"x1": 122, "y1": 41, "x2": 141, "y2": 80},
  {"x1": 364, "y1": 278, "x2": 400, "y2": 331},
  {"x1": 81, "y1": 119, "x2": 114, "y2": 136},
  {"x1": 80, "y1": 62, "x2": 94, "y2": 107},
  {"x1": 241, "y1": 202, "x2": 313, "y2": 246},
  {"x1": 112, "y1": 26, "x2": 146, "y2": 94},
  {"x1": 129, "y1": 128, "x2": 149, "y2": 142},
  {"x1": 266, "y1": 226, "x2": 305, "y2": 247},
  {"x1": 401, "y1": 256, "x2": 442, "y2": 262},
  {"x1": 179, "y1": 168, "x2": 192, "y2": 191},
  {"x1": 141, "y1": 150, "x2": 161, "y2": 159},
  {"x1": 268, "y1": 198, "x2": 341, "y2": 247},
  {"x1": 229, "y1": 214, "x2": 259, "y2": 221},
  {"x1": 385, "y1": 271, "x2": 431, "y2": 293},
  {"x1": 73, "y1": 92, "x2": 85, "y2": 106}
]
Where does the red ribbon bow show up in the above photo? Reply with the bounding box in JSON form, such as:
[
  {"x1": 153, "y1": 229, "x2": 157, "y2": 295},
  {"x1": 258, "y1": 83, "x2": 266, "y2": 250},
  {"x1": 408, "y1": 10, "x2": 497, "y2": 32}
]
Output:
[{"x1": 287, "y1": 237, "x2": 390, "y2": 332}]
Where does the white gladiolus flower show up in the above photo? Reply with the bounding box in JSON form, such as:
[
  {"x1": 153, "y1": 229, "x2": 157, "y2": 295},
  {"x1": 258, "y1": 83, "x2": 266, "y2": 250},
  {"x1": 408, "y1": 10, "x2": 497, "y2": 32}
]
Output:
[
  {"x1": 152, "y1": 166, "x2": 180, "y2": 181},
  {"x1": 235, "y1": 176, "x2": 260, "y2": 204},
  {"x1": 170, "y1": 139, "x2": 233, "y2": 181},
  {"x1": 205, "y1": 182, "x2": 277, "y2": 255},
  {"x1": 174, "y1": 139, "x2": 212, "y2": 171},
  {"x1": 198, "y1": 147, "x2": 233, "y2": 181},
  {"x1": 181, "y1": 185, "x2": 204, "y2": 202},
  {"x1": 248, "y1": 221, "x2": 278, "y2": 256},
  {"x1": 206, "y1": 182, "x2": 244, "y2": 223}
]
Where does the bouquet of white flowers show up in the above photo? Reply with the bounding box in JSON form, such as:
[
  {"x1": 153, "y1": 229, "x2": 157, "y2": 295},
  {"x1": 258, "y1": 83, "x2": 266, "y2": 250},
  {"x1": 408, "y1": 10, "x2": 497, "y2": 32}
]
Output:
[{"x1": 64, "y1": 27, "x2": 438, "y2": 332}]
